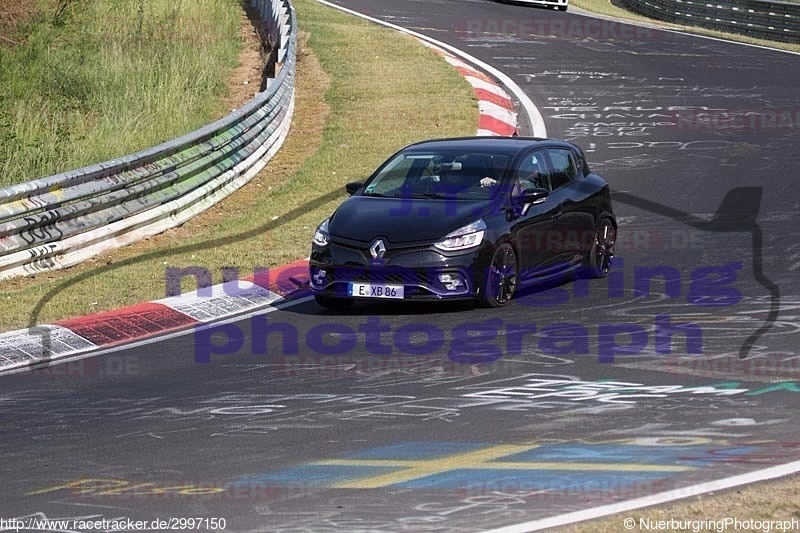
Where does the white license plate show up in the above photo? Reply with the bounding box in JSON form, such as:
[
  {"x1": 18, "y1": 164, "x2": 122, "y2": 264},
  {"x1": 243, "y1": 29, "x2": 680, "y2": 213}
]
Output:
[{"x1": 348, "y1": 282, "x2": 404, "y2": 299}]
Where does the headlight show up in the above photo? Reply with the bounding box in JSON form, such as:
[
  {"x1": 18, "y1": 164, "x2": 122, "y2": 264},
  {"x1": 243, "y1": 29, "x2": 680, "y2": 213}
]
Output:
[
  {"x1": 434, "y1": 219, "x2": 486, "y2": 252},
  {"x1": 313, "y1": 218, "x2": 330, "y2": 247}
]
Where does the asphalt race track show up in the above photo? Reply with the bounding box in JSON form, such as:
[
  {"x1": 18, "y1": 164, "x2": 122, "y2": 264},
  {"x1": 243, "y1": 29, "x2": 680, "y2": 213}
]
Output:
[{"x1": 2, "y1": 0, "x2": 800, "y2": 531}]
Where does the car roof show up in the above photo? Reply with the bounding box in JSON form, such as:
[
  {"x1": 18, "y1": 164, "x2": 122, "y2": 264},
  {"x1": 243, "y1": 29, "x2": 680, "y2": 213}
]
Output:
[{"x1": 403, "y1": 136, "x2": 576, "y2": 156}]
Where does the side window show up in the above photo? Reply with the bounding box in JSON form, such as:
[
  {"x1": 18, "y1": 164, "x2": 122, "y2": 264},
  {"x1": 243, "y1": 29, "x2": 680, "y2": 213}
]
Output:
[
  {"x1": 572, "y1": 149, "x2": 587, "y2": 177},
  {"x1": 515, "y1": 151, "x2": 550, "y2": 190},
  {"x1": 546, "y1": 148, "x2": 579, "y2": 190}
]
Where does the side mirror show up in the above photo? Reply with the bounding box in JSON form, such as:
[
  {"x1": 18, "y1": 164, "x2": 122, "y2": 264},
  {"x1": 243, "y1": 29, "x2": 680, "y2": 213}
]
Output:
[
  {"x1": 511, "y1": 187, "x2": 550, "y2": 217},
  {"x1": 522, "y1": 187, "x2": 549, "y2": 204},
  {"x1": 345, "y1": 181, "x2": 364, "y2": 195}
]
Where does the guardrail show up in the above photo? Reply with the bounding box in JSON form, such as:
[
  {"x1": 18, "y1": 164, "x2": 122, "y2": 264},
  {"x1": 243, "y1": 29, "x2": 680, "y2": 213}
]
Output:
[
  {"x1": 0, "y1": 0, "x2": 296, "y2": 280},
  {"x1": 624, "y1": 0, "x2": 800, "y2": 43}
]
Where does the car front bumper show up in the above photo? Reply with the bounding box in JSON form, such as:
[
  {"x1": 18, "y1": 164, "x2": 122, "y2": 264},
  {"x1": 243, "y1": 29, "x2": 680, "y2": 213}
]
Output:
[{"x1": 309, "y1": 241, "x2": 492, "y2": 301}]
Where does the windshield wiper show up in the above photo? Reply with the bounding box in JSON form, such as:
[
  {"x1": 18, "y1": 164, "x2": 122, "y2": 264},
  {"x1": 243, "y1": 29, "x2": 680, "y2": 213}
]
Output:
[{"x1": 410, "y1": 192, "x2": 450, "y2": 199}]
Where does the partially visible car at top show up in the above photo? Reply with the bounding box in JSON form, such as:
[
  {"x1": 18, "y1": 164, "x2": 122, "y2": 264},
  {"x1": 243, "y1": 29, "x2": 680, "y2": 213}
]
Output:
[
  {"x1": 309, "y1": 137, "x2": 615, "y2": 309},
  {"x1": 497, "y1": 0, "x2": 568, "y2": 12}
]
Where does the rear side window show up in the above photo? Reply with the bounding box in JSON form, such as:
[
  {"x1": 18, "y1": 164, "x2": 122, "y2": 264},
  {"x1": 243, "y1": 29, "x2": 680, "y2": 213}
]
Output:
[
  {"x1": 573, "y1": 148, "x2": 589, "y2": 175},
  {"x1": 546, "y1": 148, "x2": 579, "y2": 189}
]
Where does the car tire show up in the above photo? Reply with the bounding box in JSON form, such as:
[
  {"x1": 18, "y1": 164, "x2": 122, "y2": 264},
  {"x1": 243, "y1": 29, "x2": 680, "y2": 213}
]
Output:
[
  {"x1": 558, "y1": 5, "x2": 568, "y2": 10},
  {"x1": 314, "y1": 295, "x2": 354, "y2": 310},
  {"x1": 479, "y1": 243, "x2": 518, "y2": 308},
  {"x1": 583, "y1": 216, "x2": 616, "y2": 278}
]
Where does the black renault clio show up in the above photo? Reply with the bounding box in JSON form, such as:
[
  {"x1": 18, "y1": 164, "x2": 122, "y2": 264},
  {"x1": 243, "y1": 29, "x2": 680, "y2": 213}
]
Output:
[{"x1": 309, "y1": 137, "x2": 616, "y2": 309}]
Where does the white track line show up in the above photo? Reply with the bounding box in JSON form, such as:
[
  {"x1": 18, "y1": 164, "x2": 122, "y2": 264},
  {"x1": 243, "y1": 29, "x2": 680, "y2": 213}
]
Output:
[
  {"x1": 483, "y1": 459, "x2": 800, "y2": 532},
  {"x1": 312, "y1": 0, "x2": 547, "y2": 137}
]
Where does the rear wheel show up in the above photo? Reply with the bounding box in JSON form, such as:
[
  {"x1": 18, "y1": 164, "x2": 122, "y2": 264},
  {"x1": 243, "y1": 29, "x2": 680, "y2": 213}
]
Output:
[
  {"x1": 479, "y1": 244, "x2": 518, "y2": 308},
  {"x1": 314, "y1": 295, "x2": 354, "y2": 310},
  {"x1": 583, "y1": 217, "x2": 616, "y2": 278},
  {"x1": 557, "y1": 5, "x2": 568, "y2": 11}
]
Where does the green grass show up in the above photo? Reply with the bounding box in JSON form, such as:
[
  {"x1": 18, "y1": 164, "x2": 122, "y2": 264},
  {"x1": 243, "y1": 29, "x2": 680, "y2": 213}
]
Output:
[
  {"x1": 571, "y1": 0, "x2": 800, "y2": 53},
  {"x1": 0, "y1": 0, "x2": 476, "y2": 330},
  {"x1": 0, "y1": 0, "x2": 243, "y2": 186}
]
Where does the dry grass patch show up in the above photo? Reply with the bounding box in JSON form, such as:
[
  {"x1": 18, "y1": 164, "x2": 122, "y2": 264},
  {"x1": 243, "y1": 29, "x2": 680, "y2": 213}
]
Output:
[{"x1": 559, "y1": 473, "x2": 800, "y2": 532}]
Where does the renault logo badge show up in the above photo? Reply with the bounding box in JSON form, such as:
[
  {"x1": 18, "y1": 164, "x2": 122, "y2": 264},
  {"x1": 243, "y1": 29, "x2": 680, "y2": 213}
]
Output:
[{"x1": 370, "y1": 239, "x2": 387, "y2": 259}]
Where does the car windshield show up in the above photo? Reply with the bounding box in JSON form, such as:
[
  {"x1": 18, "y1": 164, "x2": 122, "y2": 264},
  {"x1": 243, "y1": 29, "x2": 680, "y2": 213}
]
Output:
[{"x1": 363, "y1": 150, "x2": 513, "y2": 200}]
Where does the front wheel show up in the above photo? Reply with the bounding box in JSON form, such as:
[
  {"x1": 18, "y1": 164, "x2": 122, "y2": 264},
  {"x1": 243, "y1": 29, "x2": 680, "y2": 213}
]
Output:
[
  {"x1": 479, "y1": 244, "x2": 518, "y2": 308},
  {"x1": 314, "y1": 295, "x2": 354, "y2": 310},
  {"x1": 557, "y1": 5, "x2": 568, "y2": 11},
  {"x1": 583, "y1": 217, "x2": 616, "y2": 278}
]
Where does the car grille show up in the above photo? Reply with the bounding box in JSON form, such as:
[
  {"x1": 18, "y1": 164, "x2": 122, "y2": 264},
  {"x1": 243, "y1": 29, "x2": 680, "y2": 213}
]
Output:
[
  {"x1": 331, "y1": 240, "x2": 432, "y2": 259},
  {"x1": 330, "y1": 267, "x2": 434, "y2": 285}
]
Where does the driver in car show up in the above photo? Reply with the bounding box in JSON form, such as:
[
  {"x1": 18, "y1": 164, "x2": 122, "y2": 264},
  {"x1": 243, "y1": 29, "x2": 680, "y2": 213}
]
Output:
[{"x1": 480, "y1": 153, "x2": 544, "y2": 191}]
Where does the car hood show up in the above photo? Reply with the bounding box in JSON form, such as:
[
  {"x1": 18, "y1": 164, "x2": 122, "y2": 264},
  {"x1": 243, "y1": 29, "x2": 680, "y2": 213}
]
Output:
[{"x1": 329, "y1": 196, "x2": 494, "y2": 245}]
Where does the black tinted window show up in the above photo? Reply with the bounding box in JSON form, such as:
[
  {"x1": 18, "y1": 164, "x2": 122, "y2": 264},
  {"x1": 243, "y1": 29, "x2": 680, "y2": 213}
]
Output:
[{"x1": 547, "y1": 149, "x2": 578, "y2": 189}]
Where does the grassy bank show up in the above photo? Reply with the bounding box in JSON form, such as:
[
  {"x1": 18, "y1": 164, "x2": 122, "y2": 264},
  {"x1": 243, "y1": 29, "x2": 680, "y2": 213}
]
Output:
[
  {"x1": 0, "y1": 0, "x2": 243, "y2": 186},
  {"x1": 0, "y1": 0, "x2": 476, "y2": 329}
]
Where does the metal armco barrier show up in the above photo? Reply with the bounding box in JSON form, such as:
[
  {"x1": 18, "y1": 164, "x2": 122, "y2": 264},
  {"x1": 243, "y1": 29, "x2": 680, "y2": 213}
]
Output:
[
  {"x1": 624, "y1": 0, "x2": 800, "y2": 43},
  {"x1": 0, "y1": 0, "x2": 296, "y2": 280}
]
